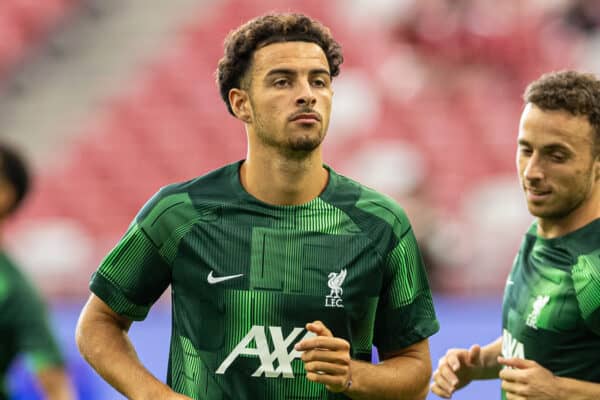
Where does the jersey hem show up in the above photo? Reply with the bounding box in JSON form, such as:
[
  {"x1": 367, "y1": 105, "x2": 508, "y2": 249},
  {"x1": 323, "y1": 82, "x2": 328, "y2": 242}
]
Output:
[
  {"x1": 377, "y1": 319, "x2": 440, "y2": 354},
  {"x1": 90, "y1": 272, "x2": 149, "y2": 321}
]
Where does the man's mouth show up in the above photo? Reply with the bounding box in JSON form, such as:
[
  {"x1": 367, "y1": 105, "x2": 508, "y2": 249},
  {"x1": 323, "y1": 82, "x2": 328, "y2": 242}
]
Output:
[
  {"x1": 289, "y1": 112, "x2": 321, "y2": 123},
  {"x1": 525, "y1": 187, "x2": 552, "y2": 201},
  {"x1": 526, "y1": 187, "x2": 551, "y2": 195}
]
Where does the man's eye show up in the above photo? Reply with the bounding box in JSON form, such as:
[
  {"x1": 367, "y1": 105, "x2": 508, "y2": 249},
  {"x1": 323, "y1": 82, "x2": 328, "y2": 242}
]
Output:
[
  {"x1": 313, "y1": 79, "x2": 326, "y2": 87},
  {"x1": 274, "y1": 79, "x2": 289, "y2": 87},
  {"x1": 550, "y1": 153, "x2": 567, "y2": 162},
  {"x1": 519, "y1": 148, "x2": 532, "y2": 156}
]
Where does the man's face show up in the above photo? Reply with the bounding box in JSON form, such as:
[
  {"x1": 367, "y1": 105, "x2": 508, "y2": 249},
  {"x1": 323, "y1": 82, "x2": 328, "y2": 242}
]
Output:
[
  {"x1": 242, "y1": 41, "x2": 333, "y2": 154},
  {"x1": 517, "y1": 103, "x2": 598, "y2": 220}
]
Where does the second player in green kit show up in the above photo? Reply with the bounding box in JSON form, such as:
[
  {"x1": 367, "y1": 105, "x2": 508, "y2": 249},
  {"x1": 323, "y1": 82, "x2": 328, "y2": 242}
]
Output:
[{"x1": 431, "y1": 71, "x2": 600, "y2": 400}]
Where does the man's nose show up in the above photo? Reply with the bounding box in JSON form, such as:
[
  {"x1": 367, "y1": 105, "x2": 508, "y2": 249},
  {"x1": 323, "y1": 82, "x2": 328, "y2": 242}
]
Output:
[
  {"x1": 296, "y1": 83, "x2": 316, "y2": 107},
  {"x1": 523, "y1": 154, "x2": 544, "y2": 181}
]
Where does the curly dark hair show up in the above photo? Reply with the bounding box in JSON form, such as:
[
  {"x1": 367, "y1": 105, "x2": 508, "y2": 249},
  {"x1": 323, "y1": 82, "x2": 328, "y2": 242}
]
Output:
[
  {"x1": 524, "y1": 70, "x2": 600, "y2": 155},
  {"x1": 0, "y1": 143, "x2": 30, "y2": 216},
  {"x1": 216, "y1": 13, "x2": 344, "y2": 116}
]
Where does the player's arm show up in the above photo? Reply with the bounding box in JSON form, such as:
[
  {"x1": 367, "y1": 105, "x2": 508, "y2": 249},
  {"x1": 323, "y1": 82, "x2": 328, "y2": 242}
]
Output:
[
  {"x1": 36, "y1": 366, "x2": 76, "y2": 400},
  {"x1": 499, "y1": 357, "x2": 600, "y2": 400},
  {"x1": 75, "y1": 294, "x2": 191, "y2": 400},
  {"x1": 296, "y1": 321, "x2": 431, "y2": 400},
  {"x1": 431, "y1": 337, "x2": 502, "y2": 398},
  {"x1": 348, "y1": 338, "x2": 431, "y2": 400}
]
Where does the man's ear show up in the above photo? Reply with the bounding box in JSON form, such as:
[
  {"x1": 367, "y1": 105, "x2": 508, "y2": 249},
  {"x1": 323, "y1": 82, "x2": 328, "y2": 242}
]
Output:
[{"x1": 229, "y1": 88, "x2": 252, "y2": 123}]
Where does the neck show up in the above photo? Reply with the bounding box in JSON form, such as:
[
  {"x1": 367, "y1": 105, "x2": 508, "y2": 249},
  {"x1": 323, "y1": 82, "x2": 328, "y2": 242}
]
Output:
[
  {"x1": 240, "y1": 147, "x2": 328, "y2": 206},
  {"x1": 537, "y1": 185, "x2": 600, "y2": 238}
]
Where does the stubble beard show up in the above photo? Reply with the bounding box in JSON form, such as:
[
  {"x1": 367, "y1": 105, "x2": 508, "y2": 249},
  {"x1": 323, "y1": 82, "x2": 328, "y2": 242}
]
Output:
[
  {"x1": 527, "y1": 173, "x2": 594, "y2": 221},
  {"x1": 529, "y1": 194, "x2": 585, "y2": 220},
  {"x1": 255, "y1": 121, "x2": 324, "y2": 159},
  {"x1": 287, "y1": 132, "x2": 323, "y2": 152}
]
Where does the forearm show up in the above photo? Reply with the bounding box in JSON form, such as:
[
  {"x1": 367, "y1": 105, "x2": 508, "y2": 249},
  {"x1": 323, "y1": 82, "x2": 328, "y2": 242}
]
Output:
[
  {"x1": 76, "y1": 296, "x2": 178, "y2": 400},
  {"x1": 477, "y1": 337, "x2": 503, "y2": 380},
  {"x1": 37, "y1": 366, "x2": 76, "y2": 400},
  {"x1": 344, "y1": 354, "x2": 430, "y2": 400},
  {"x1": 556, "y1": 377, "x2": 600, "y2": 400},
  {"x1": 76, "y1": 317, "x2": 170, "y2": 399}
]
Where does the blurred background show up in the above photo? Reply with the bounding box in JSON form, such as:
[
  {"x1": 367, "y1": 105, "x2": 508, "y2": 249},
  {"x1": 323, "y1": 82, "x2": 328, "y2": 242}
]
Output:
[{"x1": 1, "y1": 0, "x2": 598, "y2": 398}]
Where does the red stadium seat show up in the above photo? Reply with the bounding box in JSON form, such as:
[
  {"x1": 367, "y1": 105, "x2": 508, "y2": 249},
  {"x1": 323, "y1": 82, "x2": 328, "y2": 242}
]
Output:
[{"x1": 0, "y1": 0, "x2": 76, "y2": 78}]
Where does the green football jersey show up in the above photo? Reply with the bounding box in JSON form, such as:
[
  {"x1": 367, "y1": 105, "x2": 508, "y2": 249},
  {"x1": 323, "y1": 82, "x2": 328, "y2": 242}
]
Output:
[
  {"x1": 502, "y1": 218, "x2": 600, "y2": 398},
  {"x1": 91, "y1": 161, "x2": 439, "y2": 400},
  {"x1": 0, "y1": 252, "x2": 64, "y2": 400}
]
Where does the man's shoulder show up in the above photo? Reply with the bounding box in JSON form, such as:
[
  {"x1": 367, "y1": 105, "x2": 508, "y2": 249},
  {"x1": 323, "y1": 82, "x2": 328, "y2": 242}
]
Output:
[
  {"x1": 137, "y1": 162, "x2": 239, "y2": 221},
  {"x1": 575, "y1": 249, "x2": 600, "y2": 274},
  {"x1": 563, "y1": 218, "x2": 600, "y2": 261},
  {"x1": 329, "y1": 170, "x2": 411, "y2": 235},
  {"x1": 160, "y1": 161, "x2": 239, "y2": 200}
]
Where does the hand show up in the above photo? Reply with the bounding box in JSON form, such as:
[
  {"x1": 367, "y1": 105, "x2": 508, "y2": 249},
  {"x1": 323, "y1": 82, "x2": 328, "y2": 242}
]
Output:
[
  {"x1": 498, "y1": 357, "x2": 559, "y2": 400},
  {"x1": 430, "y1": 345, "x2": 486, "y2": 398},
  {"x1": 294, "y1": 320, "x2": 352, "y2": 393}
]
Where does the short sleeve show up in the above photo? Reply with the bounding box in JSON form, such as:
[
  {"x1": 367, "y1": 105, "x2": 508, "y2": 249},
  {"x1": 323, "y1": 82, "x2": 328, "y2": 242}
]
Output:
[
  {"x1": 90, "y1": 188, "x2": 198, "y2": 320},
  {"x1": 90, "y1": 223, "x2": 171, "y2": 320},
  {"x1": 373, "y1": 214, "x2": 439, "y2": 354},
  {"x1": 572, "y1": 251, "x2": 600, "y2": 335}
]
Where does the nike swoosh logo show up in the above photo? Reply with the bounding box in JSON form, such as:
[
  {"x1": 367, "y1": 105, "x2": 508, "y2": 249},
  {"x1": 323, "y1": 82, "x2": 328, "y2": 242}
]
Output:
[{"x1": 207, "y1": 271, "x2": 244, "y2": 284}]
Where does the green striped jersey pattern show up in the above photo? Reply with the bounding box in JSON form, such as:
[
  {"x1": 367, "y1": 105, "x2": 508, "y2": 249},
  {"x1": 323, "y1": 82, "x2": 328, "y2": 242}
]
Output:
[
  {"x1": 502, "y1": 218, "x2": 600, "y2": 400},
  {"x1": 91, "y1": 161, "x2": 439, "y2": 400}
]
